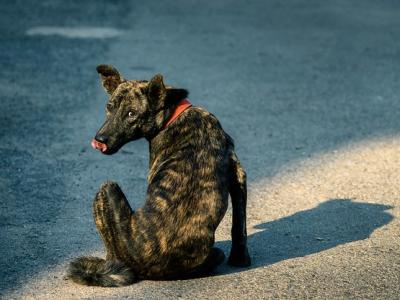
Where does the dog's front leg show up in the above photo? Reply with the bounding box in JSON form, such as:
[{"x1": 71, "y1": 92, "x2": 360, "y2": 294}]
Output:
[{"x1": 228, "y1": 153, "x2": 251, "y2": 267}]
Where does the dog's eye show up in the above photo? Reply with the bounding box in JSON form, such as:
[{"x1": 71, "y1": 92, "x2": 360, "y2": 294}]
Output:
[{"x1": 128, "y1": 111, "x2": 134, "y2": 118}]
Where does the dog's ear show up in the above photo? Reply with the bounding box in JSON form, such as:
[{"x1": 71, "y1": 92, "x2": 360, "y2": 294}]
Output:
[
  {"x1": 148, "y1": 74, "x2": 167, "y2": 108},
  {"x1": 166, "y1": 88, "x2": 189, "y2": 105},
  {"x1": 96, "y1": 64, "x2": 124, "y2": 95}
]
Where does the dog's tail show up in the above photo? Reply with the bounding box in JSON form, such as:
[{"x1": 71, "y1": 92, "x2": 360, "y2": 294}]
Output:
[{"x1": 67, "y1": 256, "x2": 136, "y2": 287}]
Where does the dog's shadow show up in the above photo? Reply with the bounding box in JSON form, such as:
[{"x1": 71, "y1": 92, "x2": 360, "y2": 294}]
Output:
[{"x1": 216, "y1": 199, "x2": 393, "y2": 274}]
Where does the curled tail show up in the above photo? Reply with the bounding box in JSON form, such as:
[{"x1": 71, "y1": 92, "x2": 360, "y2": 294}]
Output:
[{"x1": 67, "y1": 256, "x2": 136, "y2": 287}]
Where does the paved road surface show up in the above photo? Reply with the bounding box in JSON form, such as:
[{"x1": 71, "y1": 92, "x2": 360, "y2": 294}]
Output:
[{"x1": 1, "y1": 0, "x2": 399, "y2": 299}]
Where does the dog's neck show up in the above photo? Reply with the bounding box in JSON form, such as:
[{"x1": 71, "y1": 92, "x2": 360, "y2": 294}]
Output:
[
  {"x1": 145, "y1": 98, "x2": 192, "y2": 142},
  {"x1": 148, "y1": 99, "x2": 193, "y2": 166},
  {"x1": 162, "y1": 99, "x2": 192, "y2": 129}
]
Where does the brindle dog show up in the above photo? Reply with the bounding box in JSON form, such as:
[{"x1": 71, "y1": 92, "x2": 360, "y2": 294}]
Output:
[{"x1": 67, "y1": 65, "x2": 250, "y2": 287}]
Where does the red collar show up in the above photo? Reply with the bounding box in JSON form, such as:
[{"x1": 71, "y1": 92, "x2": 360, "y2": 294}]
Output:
[{"x1": 163, "y1": 99, "x2": 192, "y2": 129}]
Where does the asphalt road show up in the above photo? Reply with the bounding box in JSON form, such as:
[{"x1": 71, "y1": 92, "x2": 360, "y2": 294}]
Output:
[{"x1": 1, "y1": 0, "x2": 399, "y2": 299}]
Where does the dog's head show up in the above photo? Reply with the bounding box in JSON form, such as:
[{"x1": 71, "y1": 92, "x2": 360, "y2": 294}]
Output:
[{"x1": 92, "y1": 65, "x2": 188, "y2": 155}]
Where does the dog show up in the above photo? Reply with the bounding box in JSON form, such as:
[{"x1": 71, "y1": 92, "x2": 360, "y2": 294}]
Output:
[{"x1": 67, "y1": 65, "x2": 251, "y2": 287}]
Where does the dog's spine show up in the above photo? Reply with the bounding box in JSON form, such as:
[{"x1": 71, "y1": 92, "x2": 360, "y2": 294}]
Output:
[{"x1": 67, "y1": 256, "x2": 136, "y2": 287}]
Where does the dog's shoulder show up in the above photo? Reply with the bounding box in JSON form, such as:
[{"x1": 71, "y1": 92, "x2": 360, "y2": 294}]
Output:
[
  {"x1": 182, "y1": 106, "x2": 223, "y2": 131},
  {"x1": 185, "y1": 106, "x2": 234, "y2": 146}
]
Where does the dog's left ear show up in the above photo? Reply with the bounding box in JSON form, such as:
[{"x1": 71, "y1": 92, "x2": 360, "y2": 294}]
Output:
[{"x1": 166, "y1": 88, "x2": 189, "y2": 105}]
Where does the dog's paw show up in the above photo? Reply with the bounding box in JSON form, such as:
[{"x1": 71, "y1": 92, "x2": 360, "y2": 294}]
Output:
[{"x1": 227, "y1": 246, "x2": 251, "y2": 267}]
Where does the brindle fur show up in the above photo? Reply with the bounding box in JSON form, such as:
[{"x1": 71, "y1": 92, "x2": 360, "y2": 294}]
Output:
[{"x1": 67, "y1": 65, "x2": 251, "y2": 287}]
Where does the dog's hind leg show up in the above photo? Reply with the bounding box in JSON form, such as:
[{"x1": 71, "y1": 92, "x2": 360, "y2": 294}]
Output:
[
  {"x1": 227, "y1": 152, "x2": 251, "y2": 267},
  {"x1": 68, "y1": 181, "x2": 137, "y2": 287},
  {"x1": 190, "y1": 247, "x2": 226, "y2": 277},
  {"x1": 169, "y1": 247, "x2": 226, "y2": 279},
  {"x1": 93, "y1": 181, "x2": 135, "y2": 262}
]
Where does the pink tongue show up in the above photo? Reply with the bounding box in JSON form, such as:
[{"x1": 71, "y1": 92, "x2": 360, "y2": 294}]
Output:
[{"x1": 91, "y1": 139, "x2": 107, "y2": 152}]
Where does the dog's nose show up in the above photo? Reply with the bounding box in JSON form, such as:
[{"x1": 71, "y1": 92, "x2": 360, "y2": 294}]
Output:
[{"x1": 95, "y1": 135, "x2": 108, "y2": 144}]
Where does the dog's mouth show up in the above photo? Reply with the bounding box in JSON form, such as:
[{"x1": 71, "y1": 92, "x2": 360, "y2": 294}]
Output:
[
  {"x1": 91, "y1": 139, "x2": 121, "y2": 155},
  {"x1": 91, "y1": 139, "x2": 108, "y2": 153}
]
